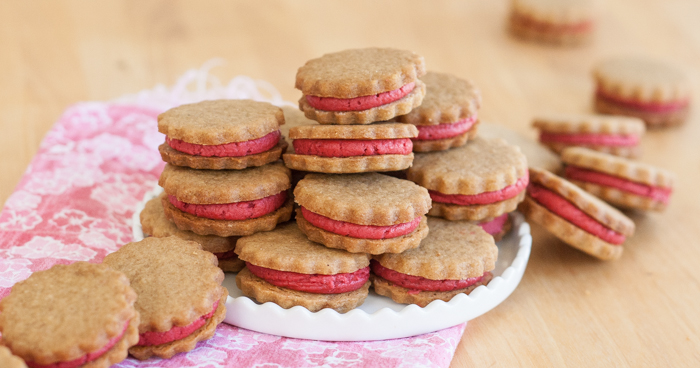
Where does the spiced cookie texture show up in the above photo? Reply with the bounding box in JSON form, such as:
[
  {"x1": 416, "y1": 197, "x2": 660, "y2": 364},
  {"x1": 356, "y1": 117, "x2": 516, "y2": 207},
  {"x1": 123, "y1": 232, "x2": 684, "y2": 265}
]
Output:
[
  {"x1": 0, "y1": 262, "x2": 139, "y2": 368},
  {"x1": 296, "y1": 48, "x2": 427, "y2": 125},
  {"x1": 479, "y1": 121, "x2": 561, "y2": 173},
  {"x1": 509, "y1": 0, "x2": 595, "y2": 45},
  {"x1": 103, "y1": 237, "x2": 227, "y2": 360}
]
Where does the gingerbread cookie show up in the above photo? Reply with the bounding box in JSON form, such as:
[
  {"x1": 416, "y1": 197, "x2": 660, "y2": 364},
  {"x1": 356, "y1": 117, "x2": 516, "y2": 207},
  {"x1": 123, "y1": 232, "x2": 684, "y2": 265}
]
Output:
[
  {"x1": 479, "y1": 121, "x2": 562, "y2": 172},
  {"x1": 294, "y1": 173, "x2": 431, "y2": 254},
  {"x1": 0, "y1": 262, "x2": 139, "y2": 368},
  {"x1": 103, "y1": 237, "x2": 227, "y2": 360},
  {"x1": 296, "y1": 48, "x2": 426, "y2": 125},
  {"x1": 509, "y1": 0, "x2": 594, "y2": 45}
]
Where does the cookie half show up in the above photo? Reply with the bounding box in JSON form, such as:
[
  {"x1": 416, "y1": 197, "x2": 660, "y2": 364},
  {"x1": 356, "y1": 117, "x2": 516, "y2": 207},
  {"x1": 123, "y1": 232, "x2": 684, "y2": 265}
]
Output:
[
  {"x1": 103, "y1": 237, "x2": 227, "y2": 360},
  {"x1": 294, "y1": 173, "x2": 432, "y2": 254},
  {"x1": 158, "y1": 99, "x2": 286, "y2": 169},
  {"x1": 509, "y1": 0, "x2": 594, "y2": 45},
  {"x1": 532, "y1": 113, "x2": 646, "y2": 158},
  {"x1": 519, "y1": 168, "x2": 635, "y2": 260},
  {"x1": 296, "y1": 48, "x2": 427, "y2": 125},
  {"x1": 0, "y1": 262, "x2": 139, "y2": 368},
  {"x1": 561, "y1": 147, "x2": 675, "y2": 211},
  {"x1": 479, "y1": 121, "x2": 562, "y2": 173},
  {"x1": 407, "y1": 137, "x2": 529, "y2": 221}
]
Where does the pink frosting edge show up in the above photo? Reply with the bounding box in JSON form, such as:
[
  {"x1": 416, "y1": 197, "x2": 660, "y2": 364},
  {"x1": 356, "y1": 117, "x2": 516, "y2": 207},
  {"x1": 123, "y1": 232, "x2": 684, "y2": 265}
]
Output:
[
  {"x1": 246, "y1": 262, "x2": 370, "y2": 294},
  {"x1": 305, "y1": 82, "x2": 416, "y2": 111},
  {"x1": 430, "y1": 172, "x2": 529, "y2": 206},
  {"x1": 166, "y1": 130, "x2": 280, "y2": 157},
  {"x1": 168, "y1": 191, "x2": 287, "y2": 221},
  {"x1": 300, "y1": 206, "x2": 422, "y2": 239},
  {"x1": 564, "y1": 166, "x2": 672, "y2": 203},
  {"x1": 137, "y1": 300, "x2": 219, "y2": 347},
  {"x1": 414, "y1": 116, "x2": 477, "y2": 140}
]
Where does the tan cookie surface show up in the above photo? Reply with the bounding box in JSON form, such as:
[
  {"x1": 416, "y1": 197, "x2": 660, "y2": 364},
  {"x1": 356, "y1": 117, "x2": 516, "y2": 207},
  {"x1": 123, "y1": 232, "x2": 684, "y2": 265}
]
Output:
[
  {"x1": 532, "y1": 113, "x2": 645, "y2": 135},
  {"x1": 412, "y1": 126, "x2": 478, "y2": 152},
  {"x1": 0, "y1": 262, "x2": 137, "y2": 365},
  {"x1": 235, "y1": 222, "x2": 370, "y2": 274},
  {"x1": 478, "y1": 121, "x2": 561, "y2": 172},
  {"x1": 159, "y1": 138, "x2": 288, "y2": 170},
  {"x1": 593, "y1": 57, "x2": 690, "y2": 103},
  {"x1": 289, "y1": 122, "x2": 417, "y2": 139},
  {"x1": 158, "y1": 99, "x2": 284, "y2": 145},
  {"x1": 371, "y1": 272, "x2": 493, "y2": 308},
  {"x1": 236, "y1": 268, "x2": 370, "y2": 313},
  {"x1": 283, "y1": 153, "x2": 414, "y2": 174},
  {"x1": 295, "y1": 48, "x2": 426, "y2": 98},
  {"x1": 395, "y1": 72, "x2": 481, "y2": 126},
  {"x1": 428, "y1": 191, "x2": 526, "y2": 221},
  {"x1": 594, "y1": 97, "x2": 689, "y2": 128},
  {"x1": 541, "y1": 141, "x2": 640, "y2": 159},
  {"x1": 159, "y1": 162, "x2": 291, "y2": 204},
  {"x1": 0, "y1": 346, "x2": 27, "y2": 368},
  {"x1": 408, "y1": 137, "x2": 528, "y2": 195},
  {"x1": 374, "y1": 217, "x2": 497, "y2": 280},
  {"x1": 294, "y1": 173, "x2": 431, "y2": 226}
]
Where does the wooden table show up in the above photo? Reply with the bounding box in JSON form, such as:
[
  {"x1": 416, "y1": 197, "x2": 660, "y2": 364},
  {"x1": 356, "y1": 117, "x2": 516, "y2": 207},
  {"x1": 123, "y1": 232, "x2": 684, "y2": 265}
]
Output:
[{"x1": 2, "y1": 1, "x2": 699, "y2": 366}]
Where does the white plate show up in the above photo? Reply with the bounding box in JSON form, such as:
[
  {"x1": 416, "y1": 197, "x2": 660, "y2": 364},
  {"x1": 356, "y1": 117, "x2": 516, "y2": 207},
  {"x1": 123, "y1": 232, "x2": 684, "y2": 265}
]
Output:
[{"x1": 132, "y1": 186, "x2": 532, "y2": 341}]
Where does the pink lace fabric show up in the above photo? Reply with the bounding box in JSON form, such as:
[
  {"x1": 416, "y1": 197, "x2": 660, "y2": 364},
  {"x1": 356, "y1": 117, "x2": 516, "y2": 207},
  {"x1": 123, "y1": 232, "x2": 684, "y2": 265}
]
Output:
[{"x1": 0, "y1": 72, "x2": 467, "y2": 367}]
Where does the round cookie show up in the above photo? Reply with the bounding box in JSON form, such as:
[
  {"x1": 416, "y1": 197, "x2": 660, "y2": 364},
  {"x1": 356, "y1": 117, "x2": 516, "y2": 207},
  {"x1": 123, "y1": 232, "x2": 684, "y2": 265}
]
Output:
[
  {"x1": 158, "y1": 99, "x2": 287, "y2": 169},
  {"x1": 294, "y1": 173, "x2": 432, "y2": 254},
  {"x1": 372, "y1": 217, "x2": 497, "y2": 307},
  {"x1": 235, "y1": 222, "x2": 371, "y2": 313},
  {"x1": 593, "y1": 57, "x2": 691, "y2": 127},
  {"x1": 0, "y1": 346, "x2": 26, "y2": 368},
  {"x1": 407, "y1": 137, "x2": 529, "y2": 221},
  {"x1": 395, "y1": 72, "x2": 481, "y2": 152},
  {"x1": 0, "y1": 262, "x2": 139, "y2": 368},
  {"x1": 159, "y1": 162, "x2": 293, "y2": 237},
  {"x1": 103, "y1": 237, "x2": 227, "y2": 360},
  {"x1": 561, "y1": 147, "x2": 675, "y2": 211},
  {"x1": 479, "y1": 121, "x2": 562, "y2": 173},
  {"x1": 509, "y1": 0, "x2": 595, "y2": 45},
  {"x1": 296, "y1": 48, "x2": 427, "y2": 125}
]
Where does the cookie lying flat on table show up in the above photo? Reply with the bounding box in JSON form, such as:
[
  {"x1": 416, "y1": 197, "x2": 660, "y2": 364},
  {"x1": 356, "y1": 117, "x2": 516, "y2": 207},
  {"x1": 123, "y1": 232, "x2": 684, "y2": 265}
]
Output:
[
  {"x1": 283, "y1": 123, "x2": 417, "y2": 173},
  {"x1": 593, "y1": 57, "x2": 691, "y2": 128},
  {"x1": 561, "y1": 147, "x2": 675, "y2": 211},
  {"x1": 0, "y1": 262, "x2": 139, "y2": 368},
  {"x1": 294, "y1": 173, "x2": 431, "y2": 254},
  {"x1": 519, "y1": 168, "x2": 635, "y2": 260},
  {"x1": 141, "y1": 193, "x2": 244, "y2": 272},
  {"x1": 479, "y1": 121, "x2": 562, "y2": 173},
  {"x1": 394, "y1": 72, "x2": 481, "y2": 152},
  {"x1": 372, "y1": 217, "x2": 497, "y2": 307},
  {"x1": 0, "y1": 346, "x2": 26, "y2": 368},
  {"x1": 407, "y1": 137, "x2": 529, "y2": 221},
  {"x1": 103, "y1": 237, "x2": 227, "y2": 360},
  {"x1": 509, "y1": 0, "x2": 594, "y2": 45},
  {"x1": 235, "y1": 222, "x2": 371, "y2": 313},
  {"x1": 159, "y1": 162, "x2": 293, "y2": 237},
  {"x1": 158, "y1": 99, "x2": 288, "y2": 170},
  {"x1": 296, "y1": 48, "x2": 426, "y2": 125},
  {"x1": 532, "y1": 113, "x2": 645, "y2": 158}
]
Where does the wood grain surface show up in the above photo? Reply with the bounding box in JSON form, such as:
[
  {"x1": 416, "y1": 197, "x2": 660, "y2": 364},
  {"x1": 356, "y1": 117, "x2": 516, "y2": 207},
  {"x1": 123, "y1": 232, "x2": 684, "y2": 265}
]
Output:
[{"x1": 1, "y1": 1, "x2": 699, "y2": 366}]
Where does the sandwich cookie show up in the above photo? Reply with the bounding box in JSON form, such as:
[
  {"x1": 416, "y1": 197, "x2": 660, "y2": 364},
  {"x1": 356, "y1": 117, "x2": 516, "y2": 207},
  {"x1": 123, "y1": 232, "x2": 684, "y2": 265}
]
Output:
[
  {"x1": 103, "y1": 237, "x2": 227, "y2": 360},
  {"x1": 519, "y1": 168, "x2": 635, "y2": 260},
  {"x1": 561, "y1": 147, "x2": 675, "y2": 211},
  {"x1": 0, "y1": 346, "x2": 26, "y2": 368},
  {"x1": 0, "y1": 262, "x2": 139, "y2": 368},
  {"x1": 593, "y1": 57, "x2": 691, "y2": 127},
  {"x1": 532, "y1": 113, "x2": 646, "y2": 158},
  {"x1": 294, "y1": 173, "x2": 432, "y2": 254},
  {"x1": 479, "y1": 121, "x2": 562, "y2": 173},
  {"x1": 158, "y1": 99, "x2": 288, "y2": 170},
  {"x1": 395, "y1": 72, "x2": 481, "y2": 152},
  {"x1": 141, "y1": 193, "x2": 244, "y2": 272},
  {"x1": 407, "y1": 137, "x2": 529, "y2": 221},
  {"x1": 283, "y1": 123, "x2": 418, "y2": 173},
  {"x1": 235, "y1": 222, "x2": 371, "y2": 313},
  {"x1": 372, "y1": 217, "x2": 497, "y2": 307},
  {"x1": 159, "y1": 162, "x2": 293, "y2": 237},
  {"x1": 509, "y1": 0, "x2": 594, "y2": 45},
  {"x1": 296, "y1": 48, "x2": 426, "y2": 125}
]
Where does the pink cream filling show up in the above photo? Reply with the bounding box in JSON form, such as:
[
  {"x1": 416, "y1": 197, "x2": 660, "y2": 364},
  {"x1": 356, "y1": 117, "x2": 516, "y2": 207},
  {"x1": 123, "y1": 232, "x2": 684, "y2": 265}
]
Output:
[
  {"x1": 430, "y1": 172, "x2": 529, "y2": 206},
  {"x1": 168, "y1": 191, "x2": 287, "y2": 221},
  {"x1": 539, "y1": 132, "x2": 639, "y2": 147},
  {"x1": 214, "y1": 249, "x2": 239, "y2": 260},
  {"x1": 138, "y1": 301, "x2": 219, "y2": 347},
  {"x1": 166, "y1": 130, "x2": 281, "y2": 157},
  {"x1": 415, "y1": 116, "x2": 477, "y2": 140},
  {"x1": 370, "y1": 260, "x2": 487, "y2": 293},
  {"x1": 528, "y1": 183, "x2": 625, "y2": 244},
  {"x1": 27, "y1": 321, "x2": 130, "y2": 368},
  {"x1": 246, "y1": 262, "x2": 370, "y2": 294},
  {"x1": 479, "y1": 213, "x2": 509, "y2": 236},
  {"x1": 300, "y1": 206, "x2": 421, "y2": 239},
  {"x1": 293, "y1": 138, "x2": 413, "y2": 157},
  {"x1": 596, "y1": 89, "x2": 690, "y2": 113},
  {"x1": 564, "y1": 166, "x2": 672, "y2": 204},
  {"x1": 305, "y1": 82, "x2": 416, "y2": 111}
]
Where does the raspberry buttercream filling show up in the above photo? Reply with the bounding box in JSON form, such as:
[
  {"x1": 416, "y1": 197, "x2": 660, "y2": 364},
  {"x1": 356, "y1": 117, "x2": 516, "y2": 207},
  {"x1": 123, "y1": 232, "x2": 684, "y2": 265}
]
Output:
[
  {"x1": 564, "y1": 166, "x2": 672, "y2": 203},
  {"x1": 300, "y1": 206, "x2": 421, "y2": 239},
  {"x1": 479, "y1": 213, "x2": 509, "y2": 236},
  {"x1": 166, "y1": 130, "x2": 281, "y2": 157},
  {"x1": 539, "y1": 132, "x2": 639, "y2": 147},
  {"x1": 596, "y1": 89, "x2": 689, "y2": 113},
  {"x1": 137, "y1": 301, "x2": 219, "y2": 347},
  {"x1": 305, "y1": 82, "x2": 416, "y2": 111},
  {"x1": 246, "y1": 262, "x2": 370, "y2": 294},
  {"x1": 527, "y1": 183, "x2": 625, "y2": 244},
  {"x1": 293, "y1": 138, "x2": 413, "y2": 157},
  {"x1": 168, "y1": 191, "x2": 287, "y2": 221},
  {"x1": 415, "y1": 116, "x2": 477, "y2": 140},
  {"x1": 27, "y1": 321, "x2": 131, "y2": 368},
  {"x1": 370, "y1": 260, "x2": 487, "y2": 293},
  {"x1": 214, "y1": 249, "x2": 239, "y2": 260},
  {"x1": 430, "y1": 172, "x2": 529, "y2": 206}
]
